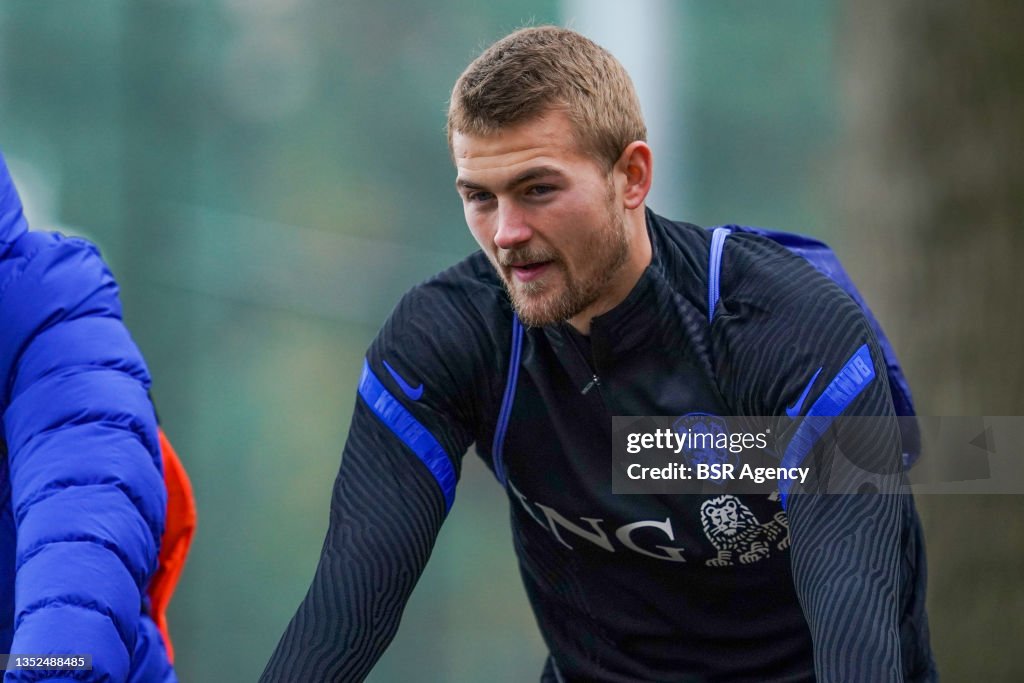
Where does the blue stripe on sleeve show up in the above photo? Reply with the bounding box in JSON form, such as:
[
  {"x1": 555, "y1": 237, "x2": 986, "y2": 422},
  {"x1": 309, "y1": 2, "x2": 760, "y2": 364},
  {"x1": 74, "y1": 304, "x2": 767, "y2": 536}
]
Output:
[
  {"x1": 779, "y1": 343, "x2": 876, "y2": 509},
  {"x1": 357, "y1": 359, "x2": 456, "y2": 514}
]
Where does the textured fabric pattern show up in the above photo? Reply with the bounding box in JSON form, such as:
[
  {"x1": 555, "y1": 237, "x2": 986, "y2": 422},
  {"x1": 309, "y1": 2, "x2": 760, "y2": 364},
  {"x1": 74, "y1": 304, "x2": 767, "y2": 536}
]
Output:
[
  {"x1": 0, "y1": 154, "x2": 174, "y2": 682},
  {"x1": 259, "y1": 401, "x2": 447, "y2": 682},
  {"x1": 712, "y1": 230, "x2": 920, "y2": 681},
  {"x1": 263, "y1": 210, "x2": 934, "y2": 682}
]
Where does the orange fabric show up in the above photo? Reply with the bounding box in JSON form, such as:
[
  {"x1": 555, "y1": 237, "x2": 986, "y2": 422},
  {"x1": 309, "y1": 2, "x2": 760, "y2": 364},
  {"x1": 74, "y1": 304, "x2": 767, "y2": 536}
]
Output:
[{"x1": 147, "y1": 428, "x2": 197, "y2": 664}]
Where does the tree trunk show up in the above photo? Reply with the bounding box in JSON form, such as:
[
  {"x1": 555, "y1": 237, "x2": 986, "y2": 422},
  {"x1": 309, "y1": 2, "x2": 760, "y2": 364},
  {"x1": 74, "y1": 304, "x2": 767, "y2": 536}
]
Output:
[{"x1": 840, "y1": 3, "x2": 1024, "y2": 680}]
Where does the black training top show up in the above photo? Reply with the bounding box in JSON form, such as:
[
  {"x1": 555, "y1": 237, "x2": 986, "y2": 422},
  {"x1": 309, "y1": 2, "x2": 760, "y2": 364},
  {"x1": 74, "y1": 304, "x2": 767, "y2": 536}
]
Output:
[{"x1": 262, "y1": 210, "x2": 936, "y2": 682}]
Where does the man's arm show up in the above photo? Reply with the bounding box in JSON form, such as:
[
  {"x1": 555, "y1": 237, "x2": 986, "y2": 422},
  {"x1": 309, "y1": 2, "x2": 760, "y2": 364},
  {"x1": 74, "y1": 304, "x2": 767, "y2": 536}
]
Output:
[
  {"x1": 261, "y1": 279, "x2": 487, "y2": 682},
  {"x1": 259, "y1": 399, "x2": 448, "y2": 681},
  {"x1": 714, "y1": 233, "x2": 911, "y2": 682},
  {"x1": 1, "y1": 235, "x2": 167, "y2": 682},
  {"x1": 780, "y1": 348, "x2": 906, "y2": 682},
  {"x1": 786, "y1": 480, "x2": 904, "y2": 681}
]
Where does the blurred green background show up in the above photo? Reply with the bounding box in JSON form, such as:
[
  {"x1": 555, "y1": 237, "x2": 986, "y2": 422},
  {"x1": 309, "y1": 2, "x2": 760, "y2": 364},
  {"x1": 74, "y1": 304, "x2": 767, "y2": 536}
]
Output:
[{"x1": 1, "y1": 1, "x2": 1021, "y2": 681}]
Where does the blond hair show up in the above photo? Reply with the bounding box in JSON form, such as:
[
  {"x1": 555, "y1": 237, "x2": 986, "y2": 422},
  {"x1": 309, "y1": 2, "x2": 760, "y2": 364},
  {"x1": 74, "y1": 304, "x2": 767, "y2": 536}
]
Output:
[{"x1": 447, "y1": 26, "x2": 647, "y2": 169}]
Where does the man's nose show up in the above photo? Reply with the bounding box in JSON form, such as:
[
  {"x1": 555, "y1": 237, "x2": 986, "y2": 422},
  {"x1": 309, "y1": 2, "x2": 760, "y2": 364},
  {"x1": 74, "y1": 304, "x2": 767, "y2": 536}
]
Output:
[{"x1": 493, "y1": 203, "x2": 532, "y2": 250}]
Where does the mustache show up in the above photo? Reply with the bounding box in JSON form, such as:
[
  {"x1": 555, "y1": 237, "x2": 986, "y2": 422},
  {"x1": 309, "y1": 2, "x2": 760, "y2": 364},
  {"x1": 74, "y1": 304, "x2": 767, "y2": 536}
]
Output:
[{"x1": 497, "y1": 247, "x2": 558, "y2": 267}]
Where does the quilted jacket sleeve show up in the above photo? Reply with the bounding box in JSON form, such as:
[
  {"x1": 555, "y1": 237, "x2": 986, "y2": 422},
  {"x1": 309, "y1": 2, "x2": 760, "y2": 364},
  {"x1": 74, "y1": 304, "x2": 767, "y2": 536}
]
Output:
[{"x1": 0, "y1": 233, "x2": 166, "y2": 682}]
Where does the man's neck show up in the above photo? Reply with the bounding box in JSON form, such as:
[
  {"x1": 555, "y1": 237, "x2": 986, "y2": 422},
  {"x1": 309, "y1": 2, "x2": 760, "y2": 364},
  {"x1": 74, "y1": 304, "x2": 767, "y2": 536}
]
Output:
[{"x1": 568, "y1": 206, "x2": 652, "y2": 335}]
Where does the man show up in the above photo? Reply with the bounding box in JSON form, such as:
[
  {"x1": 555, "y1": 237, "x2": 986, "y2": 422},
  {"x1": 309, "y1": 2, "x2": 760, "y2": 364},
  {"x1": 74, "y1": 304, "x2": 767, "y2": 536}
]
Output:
[
  {"x1": 0, "y1": 152, "x2": 179, "y2": 682},
  {"x1": 263, "y1": 27, "x2": 935, "y2": 682}
]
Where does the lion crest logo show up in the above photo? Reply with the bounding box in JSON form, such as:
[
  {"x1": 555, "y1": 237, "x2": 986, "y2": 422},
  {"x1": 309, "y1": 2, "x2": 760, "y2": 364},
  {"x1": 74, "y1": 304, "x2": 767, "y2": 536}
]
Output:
[{"x1": 700, "y1": 494, "x2": 790, "y2": 567}]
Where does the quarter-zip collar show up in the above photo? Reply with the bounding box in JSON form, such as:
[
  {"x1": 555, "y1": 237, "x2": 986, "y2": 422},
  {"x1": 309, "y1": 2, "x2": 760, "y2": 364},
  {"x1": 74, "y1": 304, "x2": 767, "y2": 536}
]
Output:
[{"x1": 545, "y1": 207, "x2": 688, "y2": 359}]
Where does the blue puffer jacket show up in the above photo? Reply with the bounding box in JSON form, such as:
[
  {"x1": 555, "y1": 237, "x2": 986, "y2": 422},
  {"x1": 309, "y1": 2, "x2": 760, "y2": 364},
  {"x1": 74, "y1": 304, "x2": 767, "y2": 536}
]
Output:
[{"x1": 0, "y1": 153, "x2": 176, "y2": 682}]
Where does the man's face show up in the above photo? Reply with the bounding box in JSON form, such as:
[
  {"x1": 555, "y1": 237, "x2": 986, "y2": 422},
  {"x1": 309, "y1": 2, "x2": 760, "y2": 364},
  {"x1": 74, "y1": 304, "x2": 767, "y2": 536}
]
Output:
[{"x1": 453, "y1": 111, "x2": 633, "y2": 328}]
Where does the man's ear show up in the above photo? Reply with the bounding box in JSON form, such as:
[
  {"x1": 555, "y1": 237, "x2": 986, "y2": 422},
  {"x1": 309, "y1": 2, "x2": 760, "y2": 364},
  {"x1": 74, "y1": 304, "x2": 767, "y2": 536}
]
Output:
[{"x1": 616, "y1": 141, "x2": 653, "y2": 210}]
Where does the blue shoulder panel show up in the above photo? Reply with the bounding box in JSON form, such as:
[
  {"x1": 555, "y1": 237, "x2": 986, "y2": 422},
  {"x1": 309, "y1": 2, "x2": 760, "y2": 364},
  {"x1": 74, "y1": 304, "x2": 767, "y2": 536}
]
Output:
[
  {"x1": 358, "y1": 359, "x2": 456, "y2": 513},
  {"x1": 710, "y1": 224, "x2": 920, "y2": 468},
  {"x1": 779, "y1": 343, "x2": 876, "y2": 509}
]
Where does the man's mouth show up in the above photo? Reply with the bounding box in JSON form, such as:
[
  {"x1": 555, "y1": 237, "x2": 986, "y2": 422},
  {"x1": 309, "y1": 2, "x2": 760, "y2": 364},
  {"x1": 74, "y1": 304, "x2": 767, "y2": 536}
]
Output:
[{"x1": 509, "y1": 260, "x2": 553, "y2": 283}]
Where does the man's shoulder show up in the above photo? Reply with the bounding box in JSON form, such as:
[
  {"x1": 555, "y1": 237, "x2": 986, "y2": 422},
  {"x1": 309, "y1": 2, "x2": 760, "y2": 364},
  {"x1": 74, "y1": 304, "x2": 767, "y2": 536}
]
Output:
[
  {"x1": 644, "y1": 210, "x2": 713, "y2": 302},
  {"x1": 648, "y1": 210, "x2": 711, "y2": 267},
  {"x1": 645, "y1": 211, "x2": 848, "y2": 313},
  {"x1": 373, "y1": 250, "x2": 511, "y2": 368},
  {"x1": 414, "y1": 249, "x2": 503, "y2": 300},
  {"x1": 367, "y1": 250, "x2": 509, "y2": 422},
  {"x1": 717, "y1": 229, "x2": 855, "y2": 312},
  {"x1": 395, "y1": 249, "x2": 509, "y2": 325}
]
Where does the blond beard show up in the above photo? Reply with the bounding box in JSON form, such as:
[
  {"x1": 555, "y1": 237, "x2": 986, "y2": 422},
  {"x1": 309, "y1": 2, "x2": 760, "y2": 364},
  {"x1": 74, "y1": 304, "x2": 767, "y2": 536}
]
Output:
[{"x1": 502, "y1": 202, "x2": 630, "y2": 328}]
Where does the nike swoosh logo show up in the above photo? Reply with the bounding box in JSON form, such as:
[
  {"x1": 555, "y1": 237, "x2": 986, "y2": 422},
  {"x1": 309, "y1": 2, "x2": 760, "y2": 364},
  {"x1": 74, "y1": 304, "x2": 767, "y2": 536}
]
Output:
[
  {"x1": 383, "y1": 360, "x2": 424, "y2": 401},
  {"x1": 786, "y1": 367, "x2": 823, "y2": 418}
]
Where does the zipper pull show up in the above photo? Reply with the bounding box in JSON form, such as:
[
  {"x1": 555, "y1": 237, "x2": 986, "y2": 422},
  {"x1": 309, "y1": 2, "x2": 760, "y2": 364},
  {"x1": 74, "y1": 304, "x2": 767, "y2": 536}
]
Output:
[{"x1": 581, "y1": 375, "x2": 601, "y2": 395}]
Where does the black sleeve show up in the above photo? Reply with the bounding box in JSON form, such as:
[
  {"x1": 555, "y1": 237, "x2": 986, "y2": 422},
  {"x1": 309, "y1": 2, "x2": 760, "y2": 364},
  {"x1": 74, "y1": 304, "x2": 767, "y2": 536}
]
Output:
[
  {"x1": 259, "y1": 400, "x2": 449, "y2": 682},
  {"x1": 261, "y1": 278, "x2": 489, "y2": 682},
  {"x1": 715, "y1": 234, "x2": 908, "y2": 682}
]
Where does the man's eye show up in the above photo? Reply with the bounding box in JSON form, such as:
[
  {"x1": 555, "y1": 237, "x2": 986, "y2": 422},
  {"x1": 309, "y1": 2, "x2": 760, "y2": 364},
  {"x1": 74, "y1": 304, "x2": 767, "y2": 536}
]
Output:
[
  {"x1": 527, "y1": 185, "x2": 555, "y2": 196},
  {"x1": 467, "y1": 191, "x2": 494, "y2": 203}
]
